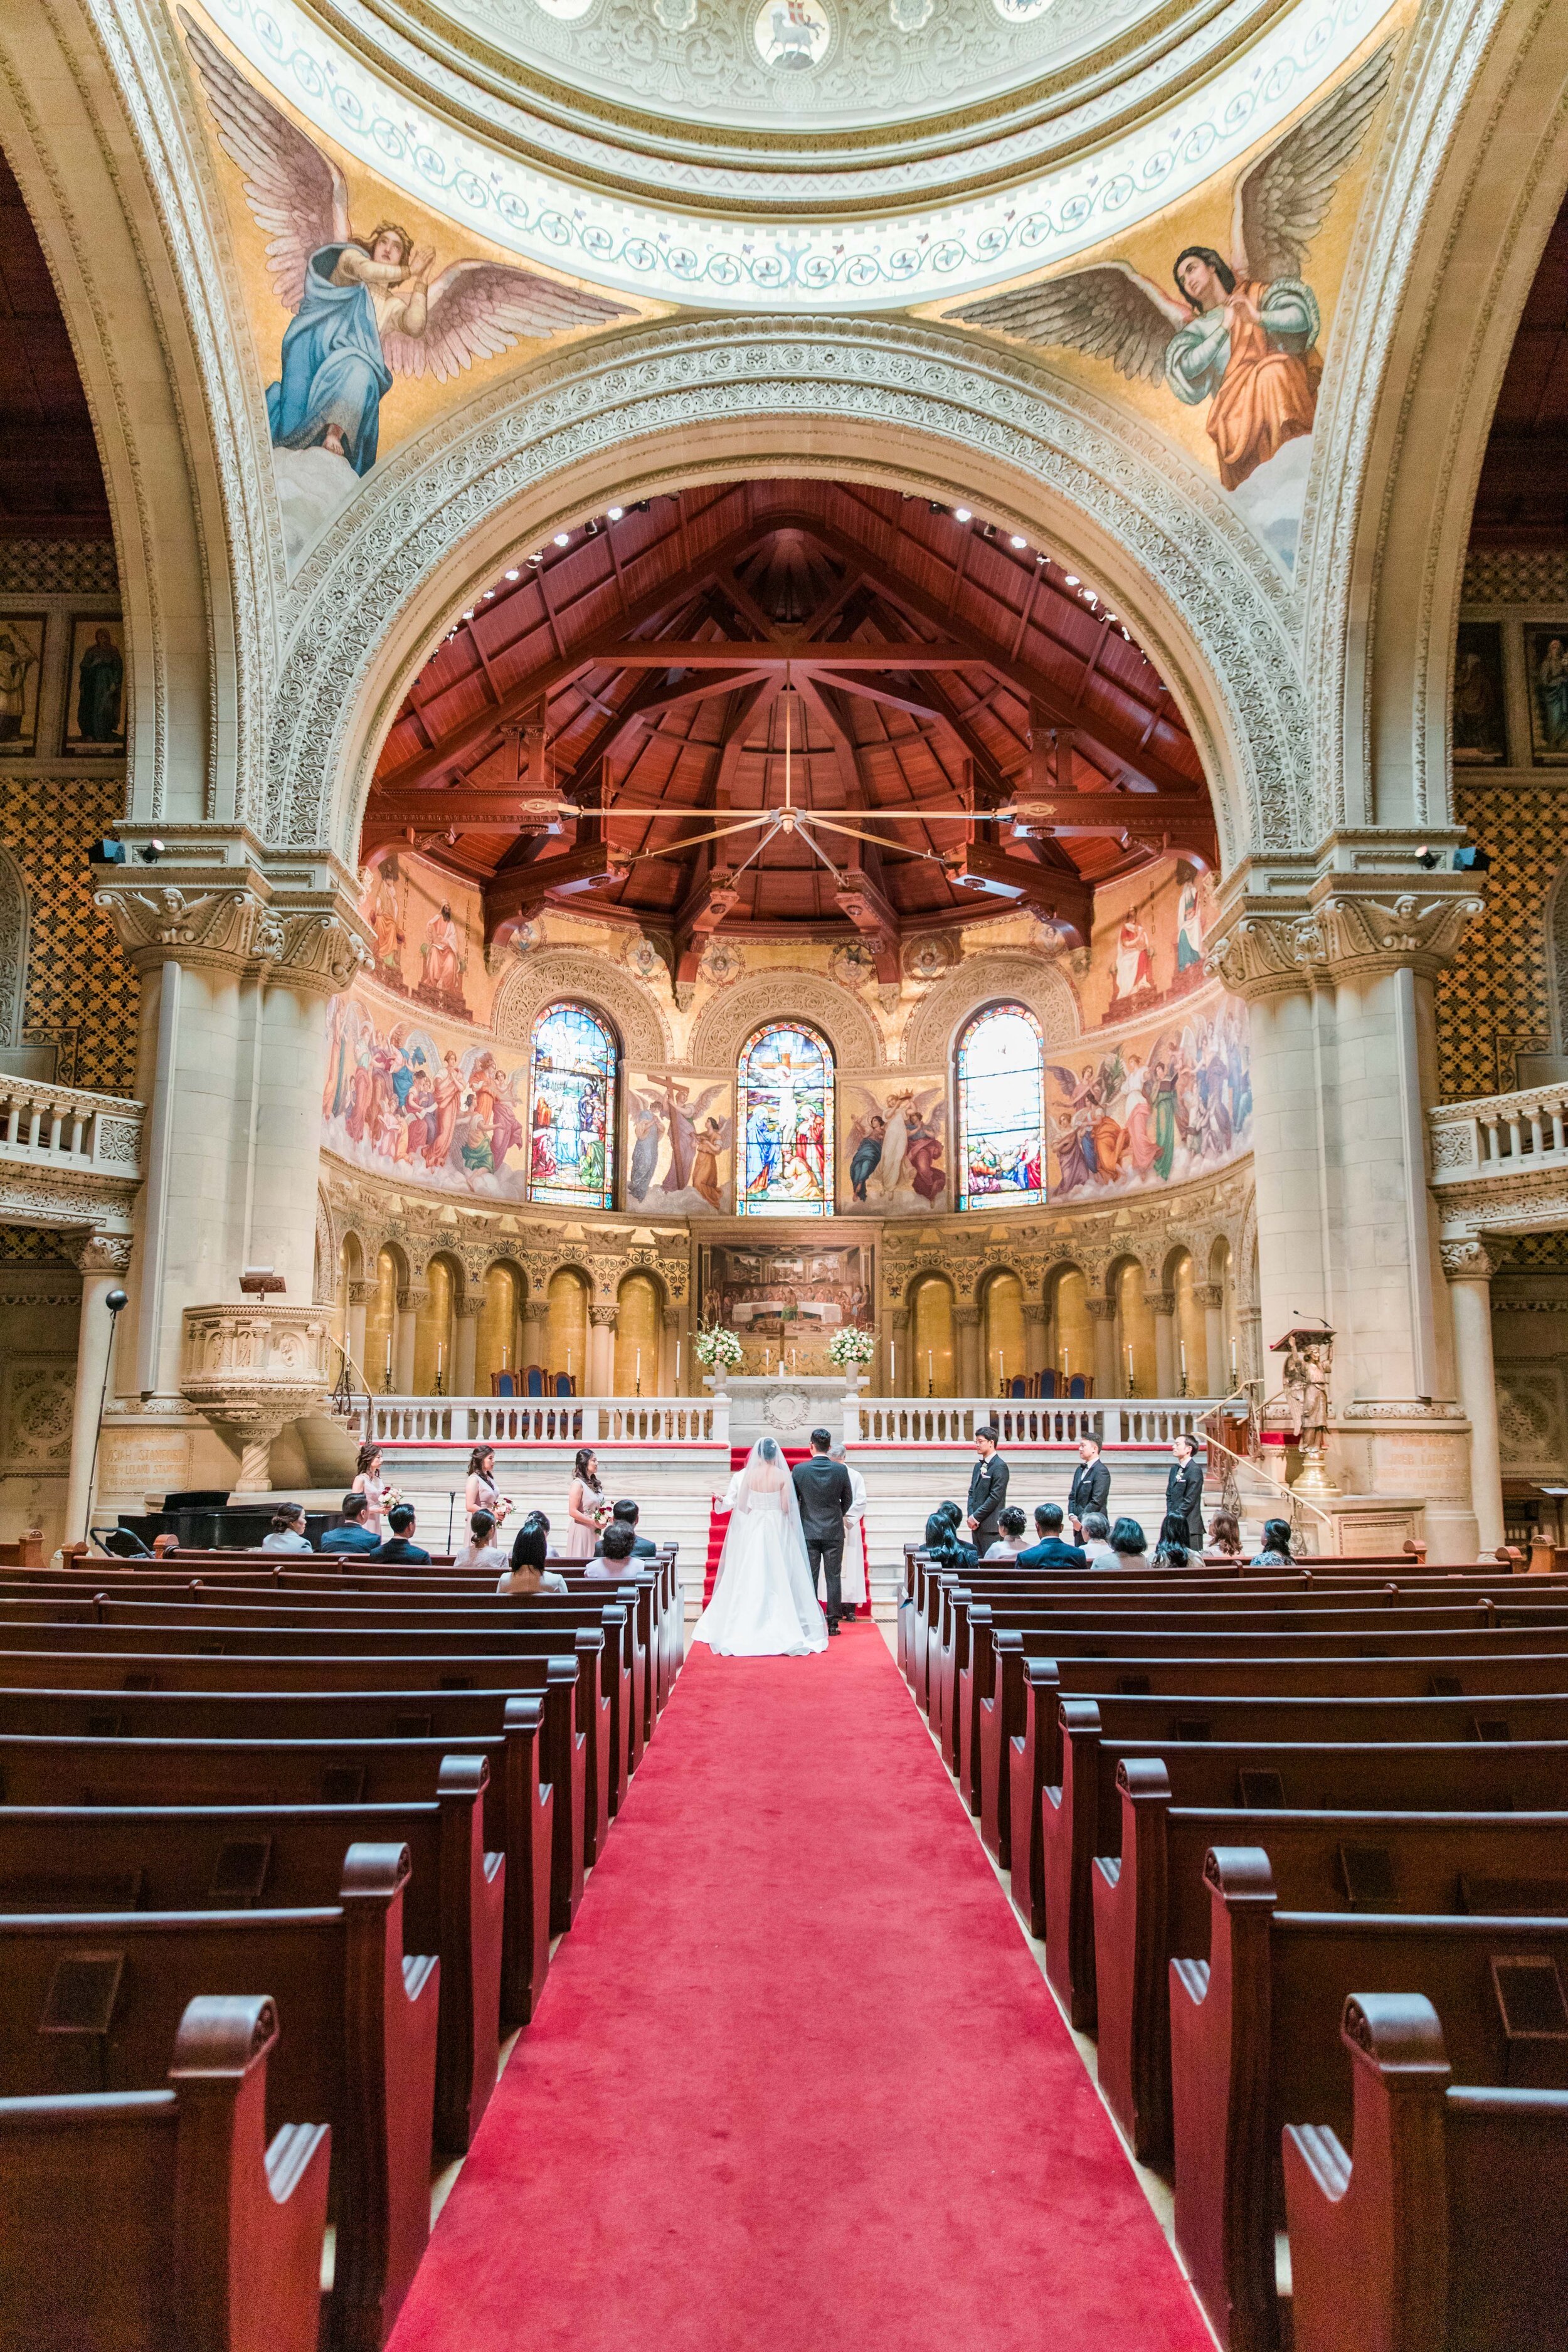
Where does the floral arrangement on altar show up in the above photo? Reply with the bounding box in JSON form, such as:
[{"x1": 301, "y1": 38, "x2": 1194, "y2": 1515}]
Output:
[
  {"x1": 694, "y1": 1325, "x2": 744, "y2": 1372},
  {"x1": 827, "y1": 1326, "x2": 877, "y2": 1370}
]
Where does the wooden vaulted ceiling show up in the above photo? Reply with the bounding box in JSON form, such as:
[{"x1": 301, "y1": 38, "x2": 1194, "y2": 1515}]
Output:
[
  {"x1": 1471, "y1": 189, "x2": 1568, "y2": 547},
  {"x1": 0, "y1": 151, "x2": 111, "y2": 539},
  {"x1": 368, "y1": 480, "x2": 1214, "y2": 990}
]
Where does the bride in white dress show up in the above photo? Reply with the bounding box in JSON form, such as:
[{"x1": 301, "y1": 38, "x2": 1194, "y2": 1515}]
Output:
[{"x1": 694, "y1": 1438, "x2": 829, "y2": 1657}]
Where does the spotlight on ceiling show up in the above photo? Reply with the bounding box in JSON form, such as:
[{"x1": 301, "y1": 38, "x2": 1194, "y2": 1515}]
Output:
[
  {"x1": 527, "y1": 554, "x2": 543, "y2": 567},
  {"x1": 982, "y1": 523, "x2": 997, "y2": 541},
  {"x1": 504, "y1": 568, "x2": 520, "y2": 581},
  {"x1": 1064, "y1": 573, "x2": 1080, "y2": 586},
  {"x1": 482, "y1": 590, "x2": 495, "y2": 600},
  {"x1": 584, "y1": 519, "x2": 600, "y2": 536},
  {"x1": 1454, "y1": 844, "x2": 1490, "y2": 874},
  {"x1": 1414, "y1": 845, "x2": 1441, "y2": 871},
  {"x1": 461, "y1": 608, "x2": 475, "y2": 620},
  {"x1": 1010, "y1": 534, "x2": 1027, "y2": 549},
  {"x1": 607, "y1": 505, "x2": 624, "y2": 521},
  {"x1": 553, "y1": 532, "x2": 570, "y2": 548},
  {"x1": 954, "y1": 506, "x2": 972, "y2": 523},
  {"x1": 137, "y1": 839, "x2": 165, "y2": 864}
]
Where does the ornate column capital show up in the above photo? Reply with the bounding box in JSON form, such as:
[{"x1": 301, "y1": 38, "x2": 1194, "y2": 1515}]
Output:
[
  {"x1": 93, "y1": 831, "x2": 370, "y2": 994},
  {"x1": 66, "y1": 1230, "x2": 134, "y2": 1276},
  {"x1": 347, "y1": 1279, "x2": 379, "y2": 1306},
  {"x1": 1205, "y1": 849, "x2": 1484, "y2": 1002},
  {"x1": 1440, "y1": 1235, "x2": 1503, "y2": 1283},
  {"x1": 1148, "y1": 1291, "x2": 1176, "y2": 1317},
  {"x1": 952, "y1": 1304, "x2": 981, "y2": 1329},
  {"x1": 453, "y1": 1295, "x2": 485, "y2": 1319},
  {"x1": 396, "y1": 1286, "x2": 429, "y2": 1315},
  {"x1": 1194, "y1": 1282, "x2": 1226, "y2": 1310},
  {"x1": 590, "y1": 1303, "x2": 618, "y2": 1328},
  {"x1": 1084, "y1": 1298, "x2": 1118, "y2": 1322},
  {"x1": 662, "y1": 1306, "x2": 681, "y2": 1328},
  {"x1": 1022, "y1": 1302, "x2": 1047, "y2": 1325},
  {"x1": 889, "y1": 1307, "x2": 910, "y2": 1333}
]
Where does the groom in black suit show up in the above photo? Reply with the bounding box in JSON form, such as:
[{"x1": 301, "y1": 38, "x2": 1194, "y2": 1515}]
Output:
[
  {"x1": 792, "y1": 1429, "x2": 855, "y2": 1635},
  {"x1": 966, "y1": 1426, "x2": 1009, "y2": 1552}
]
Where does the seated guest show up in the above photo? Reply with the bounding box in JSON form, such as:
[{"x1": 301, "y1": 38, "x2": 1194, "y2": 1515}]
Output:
[
  {"x1": 593, "y1": 1498, "x2": 655, "y2": 1559},
  {"x1": 926, "y1": 1503, "x2": 978, "y2": 1573},
  {"x1": 984, "y1": 1506, "x2": 1030, "y2": 1560},
  {"x1": 373, "y1": 1503, "x2": 431, "y2": 1564},
  {"x1": 261, "y1": 1503, "x2": 310, "y2": 1553},
  {"x1": 1207, "y1": 1510, "x2": 1244, "y2": 1560},
  {"x1": 1153, "y1": 1512, "x2": 1190, "y2": 1567},
  {"x1": 1079, "y1": 1510, "x2": 1116, "y2": 1567},
  {"x1": 1018, "y1": 1502, "x2": 1088, "y2": 1571},
  {"x1": 924, "y1": 1500, "x2": 962, "y2": 1550},
  {"x1": 1250, "y1": 1515, "x2": 1295, "y2": 1568},
  {"x1": 599, "y1": 1522, "x2": 638, "y2": 1569},
  {"x1": 1109, "y1": 1513, "x2": 1148, "y2": 1565},
  {"x1": 320, "y1": 1491, "x2": 380, "y2": 1553},
  {"x1": 497, "y1": 1520, "x2": 568, "y2": 1596},
  {"x1": 453, "y1": 1508, "x2": 508, "y2": 1574}
]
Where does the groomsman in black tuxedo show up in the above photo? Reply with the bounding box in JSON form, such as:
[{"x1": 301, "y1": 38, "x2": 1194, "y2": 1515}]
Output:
[
  {"x1": 1067, "y1": 1434, "x2": 1111, "y2": 1542},
  {"x1": 965, "y1": 1426, "x2": 1009, "y2": 1552}
]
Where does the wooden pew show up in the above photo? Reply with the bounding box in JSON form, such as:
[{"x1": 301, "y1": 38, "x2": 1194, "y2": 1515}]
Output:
[
  {"x1": 1088, "y1": 1762, "x2": 1568, "y2": 2161},
  {"x1": 0, "y1": 1841, "x2": 438, "y2": 2352},
  {"x1": 0, "y1": 1665, "x2": 583, "y2": 1957},
  {"x1": 0, "y1": 1627, "x2": 615, "y2": 1877},
  {"x1": 1169, "y1": 1844, "x2": 1568, "y2": 2352},
  {"x1": 0, "y1": 1777, "x2": 502, "y2": 2155},
  {"x1": 0, "y1": 1991, "x2": 330, "y2": 2352},
  {"x1": 1284, "y1": 1990, "x2": 1568, "y2": 2352}
]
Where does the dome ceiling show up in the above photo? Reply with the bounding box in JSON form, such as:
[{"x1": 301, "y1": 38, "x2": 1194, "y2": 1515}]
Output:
[{"x1": 365, "y1": 480, "x2": 1214, "y2": 995}]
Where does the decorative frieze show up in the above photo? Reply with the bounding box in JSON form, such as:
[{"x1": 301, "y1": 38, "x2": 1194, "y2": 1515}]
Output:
[{"x1": 1209, "y1": 884, "x2": 1486, "y2": 1000}]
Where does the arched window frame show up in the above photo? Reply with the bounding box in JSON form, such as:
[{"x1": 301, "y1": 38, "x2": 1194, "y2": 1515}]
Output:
[
  {"x1": 955, "y1": 1000, "x2": 1047, "y2": 1212},
  {"x1": 736, "y1": 1020, "x2": 835, "y2": 1218},
  {"x1": 526, "y1": 1000, "x2": 618, "y2": 1210}
]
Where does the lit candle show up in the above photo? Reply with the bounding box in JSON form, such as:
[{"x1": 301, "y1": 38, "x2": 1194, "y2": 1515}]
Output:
[
  {"x1": 928, "y1": 1347, "x2": 934, "y2": 1381},
  {"x1": 635, "y1": 1346, "x2": 642, "y2": 1388},
  {"x1": 891, "y1": 1342, "x2": 896, "y2": 1389},
  {"x1": 675, "y1": 1341, "x2": 681, "y2": 1380},
  {"x1": 437, "y1": 1341, "x2": 444, "y2": 1375},
  {"x1": 502, "y1": 1343, "x2": 509, "y2": 1370},
  {"x1": 1126, "y1": 1343, "x2": 1134, "y2": 1375},
  {"x1": 567, "y1": 1346, "x2": 572, "y2": 1377},
  {"x1": 1230, "y1": 1336, "x2": 1238, "y2": 1380},
  {"x1": 1179, "y1": 1340, "x2": 1187, "y2": 1374},
  {"x1": 384, "y1": 1334, "x2": 393, "y2": 1378}
]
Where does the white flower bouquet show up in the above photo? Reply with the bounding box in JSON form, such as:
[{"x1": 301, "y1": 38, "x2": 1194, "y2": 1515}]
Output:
[
  {"x1": 827, "y1": 1326, "x2": 877, "y2": 1369},
  {"x1": 694, "y1": 1325, "x2": 744, "y2": 1371}
]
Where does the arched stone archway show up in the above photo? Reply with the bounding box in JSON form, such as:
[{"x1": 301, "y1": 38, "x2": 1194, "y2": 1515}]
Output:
[{"x1": 261, "y1": 316, "x2": 1310, "y2": 870}]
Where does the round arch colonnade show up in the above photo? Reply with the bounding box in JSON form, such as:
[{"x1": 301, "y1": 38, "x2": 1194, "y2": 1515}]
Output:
[{"x1": 3, "y1": 0, "x2": 1568, "y2": 1554}]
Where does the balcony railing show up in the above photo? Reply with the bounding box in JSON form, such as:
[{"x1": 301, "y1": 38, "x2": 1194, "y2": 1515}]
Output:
[
  {"x1": 0, "y1": 1078, "x2": 143, "y2": 1183},
  {"x1": 847, "y1": 1396, "x2": 1217, "y2": 1446},
  {"x1": 1429, "y1": 1083, "x2": 1568, "y2": 1185},
  {"x1": 366, "y1": 1395, "x2": 727, "y2": 1446}
]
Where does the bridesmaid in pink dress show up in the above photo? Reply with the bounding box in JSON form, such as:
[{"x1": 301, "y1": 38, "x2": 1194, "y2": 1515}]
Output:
[{"x1": 563, "y1": 1447, "x2": 603, "y2": 1561}]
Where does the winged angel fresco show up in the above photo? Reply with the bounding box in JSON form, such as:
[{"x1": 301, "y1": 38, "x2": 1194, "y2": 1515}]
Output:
[
  {"x1": 180, "y1": 12, "x2": 634, "y2": 479},
  {"x1": 951, "y1": 40, "x2": 1394, "y2": 492}
]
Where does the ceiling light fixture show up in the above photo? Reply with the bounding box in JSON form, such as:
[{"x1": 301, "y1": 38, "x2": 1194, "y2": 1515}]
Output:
[
  {"x1": 584, "y1": 519, "x2": 600, "y2": 536},
  {"x1": 1010, "y1": 534, "x2": 1027, "y2": 549},
  {"x1": 928, "y1": 501, "x2": 946, "y2": 514},
  {"x1": 1064, "y1": 574, "x2": 1079, "y2": 586},
  {"x1": 527, "y1": 553, "x2": 543, "y2": 567},
  {"x1": 954, "y1": 506, "x2": 972, "y2": 523},
  {"x1": 504, "y1": 568, "x2": 520, "y2": 581},
  {"x1": 461, "y1": 609, "x2": 474, "y2": 620},
  {"x1": 607, "y1": 505, "x2": 624, "y2": 521},
  {"x1": 482, "y1": 590, "x2": 495, "y2": 600},
  {"x1": 553, "y1": 532, "x2": 570, "y2": 548}
]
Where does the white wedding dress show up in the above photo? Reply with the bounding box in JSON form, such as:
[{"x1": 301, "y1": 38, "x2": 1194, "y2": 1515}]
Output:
[{"x1": 694, "y1": 1440, "x2": 829, "y2": 1658}]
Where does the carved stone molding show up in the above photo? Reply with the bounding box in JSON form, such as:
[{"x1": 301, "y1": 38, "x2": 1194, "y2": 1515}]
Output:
[
  {"x1": 1022, "y1": 1301, "x2": 1047, "y2": 1325},
  {"x1": 1207, "y1": 885, "x2": 1485, "y2": 1000},
  {"x1": 271, "y1": 317, "x2": 1304, "y2": 866},
  {"x1": 953, "y1": 1304, "x2": 981, "y2": 1328},
  {"x1": 1085, "y1": 1298, "x2": 1118, "y2": 1320},
  {"x1": 1148, "y1": 1291, "x2": 1176, "y2": 1316},
  {"x1": 902, "y1": 952, "x2": 1079, "y2": 1067},
  {"x1": 347, "y1": 1279, "x2": 378, "y2": 1305},
  {"x1": 66, "y1": 1231, "x2": 134, "y2": 1276},
  {"x1": 687, "y1": 968, "x2": 884, "y2": 1073},
  {"x1": 1194, "y1": 1281, "x2": 1226, "y2": 1310},
  {"x1": 94, "y1": 872, "x2": 370, "y2": 993},
  {"x1": 490, "y1": 949, "x2": 672, "y2": 1066},
  {"x1": 1440, "y1": 1236, "x2": 1504, "y2": 1283},
  {"x1": 590, "y1": 1303, "x2": 618, "y2": 1328},
  {"x1": 396, "y1": 1286, "x2": 429, "y2": 1315}
]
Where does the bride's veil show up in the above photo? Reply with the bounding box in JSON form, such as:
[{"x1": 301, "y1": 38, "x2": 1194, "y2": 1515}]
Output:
[{"x1": 713, "y1": 1436, "x2": 810, "y2": 1594}]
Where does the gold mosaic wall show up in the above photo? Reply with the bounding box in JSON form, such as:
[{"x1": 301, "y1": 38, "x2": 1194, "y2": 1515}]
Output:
[
  {"x1": 1435, "y1": 779, "x2": 1566, "y2": 1100},
  {"x1": 0, "y1": 771, "x2": 139, "y2": 1094}
]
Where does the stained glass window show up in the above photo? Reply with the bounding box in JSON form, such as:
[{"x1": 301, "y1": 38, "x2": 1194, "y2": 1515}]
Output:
[
  {"x1": 956, "y1": 1004, "x2": 1046, "y2": 1211},
  {"x1": 527, "y1": 1002, "x2": 617, "y2": 1209},
  {"x1": 738, "y1": 1022, "x2": 834, "y2": 1217}
]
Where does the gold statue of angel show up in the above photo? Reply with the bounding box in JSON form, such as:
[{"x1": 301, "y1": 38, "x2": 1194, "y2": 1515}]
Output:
[
  {"x1": 950, "y1": 41, "x2": 1394, "y2": 490},
  {"x1": 180, "y1": 11, "x2": 634, "y2": 476}
]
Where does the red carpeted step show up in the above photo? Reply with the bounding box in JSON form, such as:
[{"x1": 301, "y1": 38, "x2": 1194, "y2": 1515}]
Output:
[{"x1": 388, "y1": 1638, "x2": 1210, "y2": 2352}]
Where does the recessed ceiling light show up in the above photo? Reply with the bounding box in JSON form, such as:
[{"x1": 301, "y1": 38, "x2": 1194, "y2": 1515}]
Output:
[
  {"x1": 553, "y1": 532, "x2": 570, "y2": 548},
  {"x1": 1010, "y1": 534, "x2": 1027, "y2": 549},
  {"x1": 607, "y1": 506, "x2": 624, "y2": 521},
  {"x1": 482, "y1": 590, "x2": 495, "y2": 600},
  {"x1": 1064, "y1": 574, "x2": 1079, "y2": 586},
  {"x1": 461, "y1": 609, "x2": 474, "y2": 620},
  {"x1": 504, "y1": 568, "x2": 520, "y2": 581},
  {"x1": 954, "y1": 506, "x2": 972, "y2": 523},
  {"x1": 527, "y1": 554, "x2": 543, "y2": 567}
]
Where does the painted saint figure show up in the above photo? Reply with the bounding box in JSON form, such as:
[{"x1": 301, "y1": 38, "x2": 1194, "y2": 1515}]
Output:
[{"x1": 75, "y1": 627, "x2": 124, "y2": 742}]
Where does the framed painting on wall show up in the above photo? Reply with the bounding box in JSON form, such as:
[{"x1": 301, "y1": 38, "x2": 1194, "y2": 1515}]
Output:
[
  {"x1": 1452, "y1": 622, "x2": 1508, "y2": 763},
  {"x1": 1526, "y1": 625, "x2": 1568, "y2": 766},
  {"x1": 63, "y1": 617, "x2": 126, "y2": 755},
  {"x1": 0, "y1": 616, "x2": 45, "y2": 755}
]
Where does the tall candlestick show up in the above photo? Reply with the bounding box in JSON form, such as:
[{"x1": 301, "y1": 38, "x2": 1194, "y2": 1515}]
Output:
[
  {"x1": 384, "y1": 1334, "x2": 393, "y2": 1377},
  {"x1": 437, "y1": 1341, "x2": 444, "y2": 1373},
  {"x1": 891, "y1": 1342, "x2": 896, "y2": 1390},
  {"x1": 502, "y1": 1342, "x2": 509, "y2": 1370},
  {"x1": 675, "y1": 1340, "x2": 681, "y2": 1381},
  {"x1": 1179, "y1": 1340, "x2": 1187, "y2": 1373},
  {"x1": 635, "y1": 1346, "x2": 641, "y2": 1393},
  {"x1": 1230, "y1": 1335, "x2": 1238, "y2": 1380},
  {"x1": 566, "y1": 1346, "x2": 572, "y2": 1378}
]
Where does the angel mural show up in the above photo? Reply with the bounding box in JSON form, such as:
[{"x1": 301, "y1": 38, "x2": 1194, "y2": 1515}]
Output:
[
  {"x1": 625, "y1": 1079, "x2": 733, "y2": 1212},
  {"x1": 950, "y1": 41, "x2": 1395, "y2": 499},
  {"x1": 846, "y1": 1087, "x2": 946, "y2": 1209},
  {"x1": 321, "y1": 995, "x2": 534, "y2": 1197},
  {"x1": 1046, "y1": 1004, "x2": 1251, "y2": 1198},
  {"x1": 179, "y1": 13, "x2": 635, "y2": 510}
]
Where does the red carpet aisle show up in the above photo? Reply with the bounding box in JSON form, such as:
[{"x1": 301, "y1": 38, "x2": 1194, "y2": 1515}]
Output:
[{"x1": 388, "y1": 1634, "x2": 1209, "y2": 2352}]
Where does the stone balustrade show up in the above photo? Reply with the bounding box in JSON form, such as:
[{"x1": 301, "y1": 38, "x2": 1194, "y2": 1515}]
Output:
[
  {"x1": 1429, "y1": 1084, "x2": 1568, "y2": 1187},
  {"x1": 848, "y1": 1396, "x2": 1216, "y2": 1446},
  {"x1": 366, "y1": 1395, "x2": 728, "y2": 1447},
  {"x1": 0, "y1": 1077, "x2": 142, "y2": 1234}
]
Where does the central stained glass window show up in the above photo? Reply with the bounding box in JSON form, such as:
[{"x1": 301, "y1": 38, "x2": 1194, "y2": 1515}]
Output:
[
  {"x1": 738, "y1": 1022, "x2": 834, "y2": 1217},
  {"x1": 527, "y1": 1002, "x2": 617, "y2": 1209},
  {"x1": 956, "y1": 1003, "x2": 1046, "y2": 1210}
]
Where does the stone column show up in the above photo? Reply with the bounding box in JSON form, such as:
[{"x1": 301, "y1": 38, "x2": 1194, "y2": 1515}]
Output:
[
  {"x1": 1150, "y1": 1292, "x2": 1177, "y2": 1397},
  {"x1": 1086, "y1": 1297, "x2": 1118, "y2": 1400},
  {"x1": 453, "y1": 1294, "x2": 482, "y2": 1399},
  {"x1": 1207, "y1": 860, "x2": 1485, "y2": 1559},
  {"x1": 590, "y1": 1303, "x2": 617, "y2": 1395},
  {"x1": 347, "y1": 1279, "x2": 376, "y2": 1384},
  {"x1": 1197, "y1": 1281, "x2": 1227, "y2": 1395},
  {"x1": 1022, "y1": 1300, "x2": 1047, "y2": 1386},
  {"x1": 63, "y1": 1233, "x2": 134, "y2": 1544},
  {"x1": 661, "y1": 1306, "x2": 681, "y2": 1394},
  {"x1": 395, "y1": 1287, "x2": 425, "y2": 1393},
  {"x1": 228, "y1": 1411, "x2": 285, "y2": 1495},
  {"x1": 953, "y1": 1303, "x2": 981, "y2": 1397},
  {"x1": 521, "y1": 1301, "x2": 547, "y2": 1383},
  {"x1": 1442, "y1": 1237, "x2": 1505, "y2": 1554}
]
